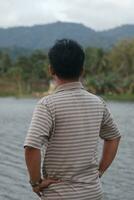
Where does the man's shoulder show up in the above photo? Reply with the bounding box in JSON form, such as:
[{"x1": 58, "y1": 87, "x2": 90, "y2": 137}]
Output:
[
  {"x1": 37, "y1": 91, "x2": 62, "y2": 108},
  {"x1": 84, "y1": 90, "x2": 103, "y2": 103},
  {"x1": 37, "y1": 93, "x2": 55, "y2": 105}
]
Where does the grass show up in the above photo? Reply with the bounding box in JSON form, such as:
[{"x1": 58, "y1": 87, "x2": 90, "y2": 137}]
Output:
[
  {"x1": 0, "y1": 90, "x2": 134, "y2": 101},
  {"x1": 101, "y1": 93, "x2": 134, "y2": 102}
]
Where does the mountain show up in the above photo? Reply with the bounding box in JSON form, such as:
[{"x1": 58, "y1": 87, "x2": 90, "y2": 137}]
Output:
[
  {"x1": 99, "y1": 24, "x2": 134, "y2": 48},
  {"x1": 0, "y1": 22, "x2": 134, "y2": 50}
]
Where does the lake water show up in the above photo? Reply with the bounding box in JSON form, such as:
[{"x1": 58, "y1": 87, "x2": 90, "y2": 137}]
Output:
[{"x1": 0, "y1": 97, "x2": 134, "y2": 200}]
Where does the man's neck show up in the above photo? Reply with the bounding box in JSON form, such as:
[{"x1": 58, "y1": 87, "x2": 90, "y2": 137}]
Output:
[{"x1": 54, "y1": 76, "x2": 79, "y2": 86}]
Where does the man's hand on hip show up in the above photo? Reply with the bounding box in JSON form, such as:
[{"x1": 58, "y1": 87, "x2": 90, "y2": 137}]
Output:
[{"x1": 33, "y1": 178, "x2": 61, "y2": 197}]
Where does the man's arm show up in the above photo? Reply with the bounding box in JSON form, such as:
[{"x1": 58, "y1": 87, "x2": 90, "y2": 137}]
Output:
[
  {"x1": 25, "y1": 146, "x2": 43, "y2": 197},
  {"x1": 25, "y1": 146, "x2": 61, "y2": 197},
  {"x1": 24, "y1": 101, "x2": 61, "y2": 197},
  {"x1": 99, "y1": 137, "x2": 121, "y2": 177},
  {"x1": 99, "y1": 100, "x2": 121, "y2": 177},
  {"x1": 25, "y1": 146, "x2": 41, "y2": 183}
]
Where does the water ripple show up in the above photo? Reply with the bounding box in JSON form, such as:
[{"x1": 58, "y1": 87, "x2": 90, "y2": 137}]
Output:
[{"x1": 0, "y1": 98, "x2": 134, "y2": 200}]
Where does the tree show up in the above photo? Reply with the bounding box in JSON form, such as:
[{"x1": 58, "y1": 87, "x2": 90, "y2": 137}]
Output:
[
  {"x1": 30, "y1": 50, "x2": 49, "y2": 81},
  {"x1": 0, "y1": 52, "x2": 12, "y2": 76}
]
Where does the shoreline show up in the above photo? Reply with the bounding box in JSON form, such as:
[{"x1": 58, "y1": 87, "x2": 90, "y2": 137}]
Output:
[
  {"x1": 101, "y1": 94, "x2": 134, "y2": 102},
  {"x1": 0, "y1": 92, "x2": 134, "y2": 102}
]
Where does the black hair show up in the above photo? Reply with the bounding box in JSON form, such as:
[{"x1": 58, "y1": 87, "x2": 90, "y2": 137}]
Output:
[{"x1": 48, "y1": 39, "x2": 85, "y2": 79}]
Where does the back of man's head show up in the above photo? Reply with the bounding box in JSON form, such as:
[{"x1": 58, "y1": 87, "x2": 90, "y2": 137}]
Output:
[{"x1": 48, "y1": 39, "x2": 85, "y2": 80}]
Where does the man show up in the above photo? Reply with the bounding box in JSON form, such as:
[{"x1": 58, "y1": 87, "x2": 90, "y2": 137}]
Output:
[{"x1": 24, "y1": 39, "x2": 121, "y2": 200}]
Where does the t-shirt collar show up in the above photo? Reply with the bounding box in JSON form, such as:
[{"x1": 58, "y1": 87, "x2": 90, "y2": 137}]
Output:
[{"x1": 54, "y1": 81, "x2": 84, "y2": 93}]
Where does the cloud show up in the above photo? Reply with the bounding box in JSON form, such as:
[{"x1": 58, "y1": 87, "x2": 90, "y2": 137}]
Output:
[{"x1": 0, "y1": 0, "x2": 134, "y2": 30}]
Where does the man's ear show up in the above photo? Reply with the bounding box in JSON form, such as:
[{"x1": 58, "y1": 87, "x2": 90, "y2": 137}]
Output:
[
  {"x1": 48, "y1": 65, "x2": 55, "y2": 76},
  {"x1": 80, "y1": 67, "x2": 84, "y2": 76}
]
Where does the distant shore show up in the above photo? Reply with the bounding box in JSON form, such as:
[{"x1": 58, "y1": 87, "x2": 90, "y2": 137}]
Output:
[
  {"x1": 101, "y1": 93, "x2": 134, "y2": 101},
  {"x1": 0, "y1": 92, "x2": 134, "y2": 101}
]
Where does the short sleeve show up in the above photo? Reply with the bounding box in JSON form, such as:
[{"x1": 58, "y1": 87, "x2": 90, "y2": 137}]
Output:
[
  {"x1": 24, "y1": 101, "x2": 53, "y2": 149},
  {"x1": 100, "y1": 102, "x2": 121, "y2": 140}
]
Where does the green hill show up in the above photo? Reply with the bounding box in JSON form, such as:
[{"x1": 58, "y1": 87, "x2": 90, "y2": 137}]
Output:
[{"x1": 0, "y1": 22, "x2": 134, "y2": 51}]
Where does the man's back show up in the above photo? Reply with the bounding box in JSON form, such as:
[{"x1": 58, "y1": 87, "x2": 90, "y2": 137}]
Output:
[{"x1": 42, "y1": 82, "x2": 104, "y2": 199}]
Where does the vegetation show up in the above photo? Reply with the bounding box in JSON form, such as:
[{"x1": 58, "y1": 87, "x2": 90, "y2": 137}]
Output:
[
  {"x1": 0, "y1": 39, "x2": 134, "y2": 100},
  {"x1": 84, "y1": 39, "x2": 134, "y2": 99}
]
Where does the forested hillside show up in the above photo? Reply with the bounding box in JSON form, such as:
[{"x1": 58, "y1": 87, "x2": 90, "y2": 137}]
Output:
[
  {"x1": 0, "y1": 39, "x2": 134, "y2": 98},
  {"x1": 1, "y1": 22, "x2": 134, "y2": 50}
]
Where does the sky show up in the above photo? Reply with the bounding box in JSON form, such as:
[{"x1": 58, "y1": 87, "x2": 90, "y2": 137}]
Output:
[{"x1": 0, "y1": 0, "x2": 134, "y2": 30}]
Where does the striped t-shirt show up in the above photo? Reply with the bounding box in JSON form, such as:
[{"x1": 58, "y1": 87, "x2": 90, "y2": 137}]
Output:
[{"x1": 24, "y1": 82, "x2": 121, "y2": 200}]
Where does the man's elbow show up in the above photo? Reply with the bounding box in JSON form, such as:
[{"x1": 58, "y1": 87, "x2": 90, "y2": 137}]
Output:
[
  {"x1": 105, "y1": 135, "x2": 121, "y2": 142},
  {"x1": 24, "y1": 146, "x2": 40, "y2": 155}
]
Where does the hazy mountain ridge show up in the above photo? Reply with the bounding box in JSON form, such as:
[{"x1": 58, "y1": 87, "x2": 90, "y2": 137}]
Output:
[{"x1": 0, "y1": 22, "x2": 134, "y2": 50}]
